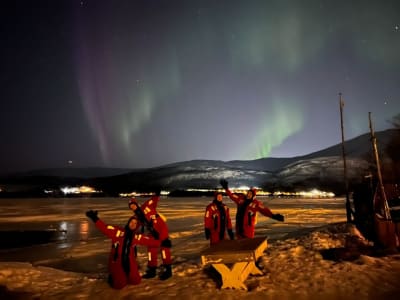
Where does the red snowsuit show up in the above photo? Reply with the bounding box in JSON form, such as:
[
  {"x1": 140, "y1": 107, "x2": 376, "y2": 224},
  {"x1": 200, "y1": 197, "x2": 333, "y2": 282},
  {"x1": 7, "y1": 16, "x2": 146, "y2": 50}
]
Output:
[
  {"x1": 204, "y1": 200, "x2": 233, "y2": 245},
  {"x1": 225, "y1": 189, "x2": 273, "y2": 239},
  {"x1": 139, "y1": 195, "x2": 172, "y2": 267},
  {"x1": 94, "y1": 218, "x2": 161, "y2": 289}
]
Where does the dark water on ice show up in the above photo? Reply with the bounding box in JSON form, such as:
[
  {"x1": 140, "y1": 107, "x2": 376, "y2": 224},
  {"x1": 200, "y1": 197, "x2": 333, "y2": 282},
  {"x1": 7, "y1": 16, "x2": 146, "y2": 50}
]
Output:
[{"x1": 0, "y1": 198, "x2": 134, "y2": 263}]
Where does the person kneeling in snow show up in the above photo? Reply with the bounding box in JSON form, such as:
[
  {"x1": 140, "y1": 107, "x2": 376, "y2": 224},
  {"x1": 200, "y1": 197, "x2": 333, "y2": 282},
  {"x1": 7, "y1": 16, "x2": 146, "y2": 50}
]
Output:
[
  {"x1": 220, "y1": 179, "x2": 285, "y2": 239},
  {"x1": 85, "y1": 210, "x2": 161, "y2": 289}
]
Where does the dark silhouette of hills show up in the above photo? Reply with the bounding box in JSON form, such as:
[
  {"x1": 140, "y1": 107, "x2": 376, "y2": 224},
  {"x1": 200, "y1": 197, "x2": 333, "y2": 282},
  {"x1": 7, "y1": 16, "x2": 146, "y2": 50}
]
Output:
[{"x1": 0, "y1": 129, "x2": 397, "y2": 197}]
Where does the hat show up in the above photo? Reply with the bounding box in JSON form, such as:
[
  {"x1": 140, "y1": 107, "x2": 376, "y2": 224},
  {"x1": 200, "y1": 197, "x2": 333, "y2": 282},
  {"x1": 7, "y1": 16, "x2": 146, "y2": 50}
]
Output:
[
  {"x1": 128, "y1": 197, "x2": 138, "y2": 208},
  {"x1": 249, "y1": 187, "x2": 257, "y2": 196},
  {"x1": 214, "y1": 191, "x2": 223, "y2": 197}
]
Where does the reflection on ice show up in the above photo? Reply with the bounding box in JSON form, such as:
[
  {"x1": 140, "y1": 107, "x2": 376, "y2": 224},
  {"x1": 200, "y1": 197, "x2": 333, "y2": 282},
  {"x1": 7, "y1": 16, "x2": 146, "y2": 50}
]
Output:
[
  {"x1": 59, "y1": 221, "x2": 67, "y2": 232},
  {"x1": 79, "y1": 220, "x2": 89, "y2": 241}
]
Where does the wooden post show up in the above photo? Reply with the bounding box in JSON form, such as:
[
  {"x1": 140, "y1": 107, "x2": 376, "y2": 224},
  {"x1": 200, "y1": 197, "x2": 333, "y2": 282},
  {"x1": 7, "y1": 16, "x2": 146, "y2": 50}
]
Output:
[
  {"x1": 368, "y1": 113, "x2": 398, "y2": 248},
  {"x1": 339, "y1": 93, "x2": 352, "y2": 222},
  {"x1": 368, "y1": 112, "x2": 391, "y2": 220}
]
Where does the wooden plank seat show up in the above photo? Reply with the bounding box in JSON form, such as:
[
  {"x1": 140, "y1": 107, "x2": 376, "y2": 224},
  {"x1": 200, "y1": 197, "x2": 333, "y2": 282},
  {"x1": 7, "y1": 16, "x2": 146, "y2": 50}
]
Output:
[{"x1": 200, "y1": 237, "x2": 267, "y2": 290}]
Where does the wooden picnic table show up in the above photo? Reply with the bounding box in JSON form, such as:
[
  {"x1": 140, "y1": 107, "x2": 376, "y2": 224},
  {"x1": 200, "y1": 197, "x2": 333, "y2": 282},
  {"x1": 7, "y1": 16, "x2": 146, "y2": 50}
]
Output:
[{"x1": 200, "y1": 237, "x2": 267, "y2": 290}]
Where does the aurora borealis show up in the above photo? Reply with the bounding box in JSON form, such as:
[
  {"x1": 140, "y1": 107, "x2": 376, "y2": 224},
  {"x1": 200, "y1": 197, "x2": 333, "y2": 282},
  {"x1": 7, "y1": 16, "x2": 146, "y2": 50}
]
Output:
[{"x1": 1, "y1": 0, "x2": 399, "y2": 174}]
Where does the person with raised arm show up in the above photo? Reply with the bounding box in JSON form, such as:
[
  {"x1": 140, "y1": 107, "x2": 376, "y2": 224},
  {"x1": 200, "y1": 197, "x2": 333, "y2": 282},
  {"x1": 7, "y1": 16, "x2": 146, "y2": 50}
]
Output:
[
  {"x1": 85, "y1": 210, "x2": 160, "y2": 289},
  {"x1": 129, "y1": 190, "x2": 172, "y2": 280},
  {"x1": 220, "y1": 179, "x2": 284, "y2": 239}
]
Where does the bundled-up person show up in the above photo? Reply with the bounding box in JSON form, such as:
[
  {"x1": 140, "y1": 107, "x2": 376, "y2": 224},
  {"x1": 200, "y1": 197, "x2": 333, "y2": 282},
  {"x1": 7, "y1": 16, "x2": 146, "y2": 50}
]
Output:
[
  {"x1": 85, "y1": 210, "x2": 160, "y2": 289},
  {"x1": 220, "y1": 179, "x2": 284, "y2": 239},
  {"x1": 204, "y1": 191, "x2": 234, "y2": 245},
  {"x1": 129, "y1": 191, "x2": 172, "y2": 280}
]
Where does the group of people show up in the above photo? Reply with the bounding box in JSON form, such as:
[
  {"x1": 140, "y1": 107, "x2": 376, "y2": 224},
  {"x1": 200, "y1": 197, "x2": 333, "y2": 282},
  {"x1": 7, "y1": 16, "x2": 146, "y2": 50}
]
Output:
[
  {"x1": 85, "y1": 179, "x2": 284, "y2": 289},
  {"x1": 85, "y1": 190, "x2": 172, "y2": 289},
  {"x1": 204, "y1": 179, "x2": 284, "y2": 245}
]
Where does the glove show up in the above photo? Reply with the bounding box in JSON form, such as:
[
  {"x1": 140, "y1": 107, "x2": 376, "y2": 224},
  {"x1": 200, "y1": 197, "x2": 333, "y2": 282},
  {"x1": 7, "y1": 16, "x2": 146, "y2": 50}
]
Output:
[
  {"x1": 220, "y1": 179, "x2": 228, "y2": 190},
  {"x1": 228, "y1": 229, "x2": 234, "y2": 240},
  {"x1": 271, "y1": 213, "x2": 284, "y2": 222},
  {"x1": 86, "y1": 210, "x2": 99, "y2": 222},
  {"x1": 161, "y1": 238, "x2": 172, "y2": 248},
  {"x1": 154, "y1": 188, "x2": 161, "y2": 196},
  {"x1": 205, "y1": 228, "x2": 211, "y2": 240}
]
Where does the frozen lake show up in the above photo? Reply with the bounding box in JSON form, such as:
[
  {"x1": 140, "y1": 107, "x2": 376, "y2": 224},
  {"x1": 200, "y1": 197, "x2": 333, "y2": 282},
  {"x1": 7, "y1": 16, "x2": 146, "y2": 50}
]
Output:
[{"x1": 0, "y1": 196, "x2": 347, "y2": 273}]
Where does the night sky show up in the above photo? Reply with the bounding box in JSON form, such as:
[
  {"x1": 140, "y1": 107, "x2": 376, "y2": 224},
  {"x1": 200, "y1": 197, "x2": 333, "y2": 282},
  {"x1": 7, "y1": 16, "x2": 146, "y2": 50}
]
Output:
[{"x1": 1, "y1": 0, "x2": 399, "y2": 175}]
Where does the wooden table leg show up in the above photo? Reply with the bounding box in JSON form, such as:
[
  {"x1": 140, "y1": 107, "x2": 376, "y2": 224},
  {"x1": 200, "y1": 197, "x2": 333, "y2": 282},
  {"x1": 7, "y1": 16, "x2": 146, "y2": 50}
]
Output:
[
  {"x1": 212, "y1": 261, "x2": 262, "y2": 290},
  {"x1": 248, "y1": 261, "x2": 264, "y2": 276},
  {"x1": 212, "y1": 263, "x2": 248, "y2": 290}
]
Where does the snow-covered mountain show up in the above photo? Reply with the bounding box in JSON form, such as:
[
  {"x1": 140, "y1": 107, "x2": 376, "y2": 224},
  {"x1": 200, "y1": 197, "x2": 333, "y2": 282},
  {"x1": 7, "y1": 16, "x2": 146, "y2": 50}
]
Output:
[
  {"x1": 0, "y1": 129, "x2": 397, "y2": 196},
  {"x1": 91, "y1": 129, "x2": 396, "y2": 195}
]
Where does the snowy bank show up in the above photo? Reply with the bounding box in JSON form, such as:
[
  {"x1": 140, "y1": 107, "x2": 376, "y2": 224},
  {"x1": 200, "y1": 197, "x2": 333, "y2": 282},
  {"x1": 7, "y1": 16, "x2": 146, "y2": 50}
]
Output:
[{"x1": 1, "y1": 222, "x2": 400, "y2": 300}]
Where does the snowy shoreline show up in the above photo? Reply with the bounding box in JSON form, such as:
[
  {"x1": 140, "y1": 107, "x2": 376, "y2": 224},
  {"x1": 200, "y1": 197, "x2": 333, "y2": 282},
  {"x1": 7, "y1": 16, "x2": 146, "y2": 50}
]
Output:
[
  {"x1": 1, "y1": 197, "x2": 400, "y2": 299},
  {"x1": 1, "y1": 221, "x2": 400, "y2": 300}
]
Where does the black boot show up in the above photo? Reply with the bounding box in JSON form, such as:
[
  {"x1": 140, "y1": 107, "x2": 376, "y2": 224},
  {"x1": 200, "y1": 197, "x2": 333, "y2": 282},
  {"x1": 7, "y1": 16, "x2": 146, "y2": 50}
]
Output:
[
  {"x1": 142, "y1": 266, "x2": 157, "y2": 279},
  {"x1": 159, "y1": 264, "x2": 172, "y2": 280}
]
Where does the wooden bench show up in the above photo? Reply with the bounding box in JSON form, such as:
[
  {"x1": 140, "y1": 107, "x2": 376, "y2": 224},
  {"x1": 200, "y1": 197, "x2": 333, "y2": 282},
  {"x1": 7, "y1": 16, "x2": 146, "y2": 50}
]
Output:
[{"x1": 200, "y1": 237, "x2": 267, "y2": 290}]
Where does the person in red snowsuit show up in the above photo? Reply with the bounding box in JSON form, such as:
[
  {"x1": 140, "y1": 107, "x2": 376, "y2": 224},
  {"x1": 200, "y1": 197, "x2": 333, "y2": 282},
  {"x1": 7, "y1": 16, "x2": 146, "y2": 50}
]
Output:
[
  {"x1": 220, "y1": 179, "x2": 284, "y2": 239},
  {"x1": 204, "y1": 191, "x2": 234, "y2": 245},
  {"x1": 129, "y1": 192, "x2": 172, "y2": 280},
  {"x1": 85, "y1": 210, "x2": 160, "y2": 289}
]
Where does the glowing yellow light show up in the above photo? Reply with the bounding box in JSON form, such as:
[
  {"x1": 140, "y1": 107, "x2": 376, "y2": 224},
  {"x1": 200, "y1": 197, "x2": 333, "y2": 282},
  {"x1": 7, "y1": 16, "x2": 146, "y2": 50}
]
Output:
[{"x1": 79, "y1": 186, "x2": 95, "y2": 193}]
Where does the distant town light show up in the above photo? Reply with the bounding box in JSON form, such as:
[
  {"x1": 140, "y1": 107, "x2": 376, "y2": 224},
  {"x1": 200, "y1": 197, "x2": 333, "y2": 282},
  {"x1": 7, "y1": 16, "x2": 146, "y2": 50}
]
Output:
[
  {"x1": 60, "y1": 185, "x2": 100, "y2": 195},
  {"x1": 237, "y1": 186, "x2": 250, "y2": 190},
  {"x1": 79, "y1": 186, "x2": 94, "y2": 193},
  {"x1": 294, "y1": 189, "x2": 335, "y2": 198},
  {"x1": 61, "y1": 187, "x2": 80, "y2": 194},
  {"x1": 187, "y1": 188, "x2": 210, "y2": 192},
  {"x1": 119, "y1": 188, "x2": 334, "y2": 198},
  {"x1": 120, "y1": 190, "x2": 170, "y2": 197}
]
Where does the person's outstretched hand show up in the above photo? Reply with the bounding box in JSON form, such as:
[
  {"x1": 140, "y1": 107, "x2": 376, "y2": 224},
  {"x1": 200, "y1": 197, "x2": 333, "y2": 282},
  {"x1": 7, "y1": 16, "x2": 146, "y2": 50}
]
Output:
[
  {"x1": 154, "y1": 188, "x2": 161, "y2": 196},
  {"x1": 220, "y1": 179, "x2": 228, "y2": 190},
  {"x1": 271, "y1": 213, "x2": 284, "y2": 222},
  {"x1": 86, "y1": 210, "x2": 99, "y2": 222}
]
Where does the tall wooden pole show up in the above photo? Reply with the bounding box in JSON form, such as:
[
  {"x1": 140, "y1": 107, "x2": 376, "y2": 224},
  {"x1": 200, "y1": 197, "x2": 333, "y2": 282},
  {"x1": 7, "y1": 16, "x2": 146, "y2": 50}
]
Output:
[
  {"x1": 368, "y1": 112, "x2": 391, "y2": 220},
  {"x1": 339, "y1": 93, "x2": 352, "y2": 222}
]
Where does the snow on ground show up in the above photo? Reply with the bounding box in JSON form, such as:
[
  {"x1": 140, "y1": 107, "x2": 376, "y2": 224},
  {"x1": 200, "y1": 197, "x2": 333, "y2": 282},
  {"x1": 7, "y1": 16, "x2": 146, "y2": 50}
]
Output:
[{"x1": 1, "y1": 197, "x2": 400, "y2": 299}]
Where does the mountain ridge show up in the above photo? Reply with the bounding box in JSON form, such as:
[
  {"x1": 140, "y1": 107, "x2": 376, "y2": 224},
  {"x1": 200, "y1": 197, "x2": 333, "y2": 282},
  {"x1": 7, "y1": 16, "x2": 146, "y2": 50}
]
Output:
[{"x1": 0, "y1": 129, "x2": 397, "y2": 196}]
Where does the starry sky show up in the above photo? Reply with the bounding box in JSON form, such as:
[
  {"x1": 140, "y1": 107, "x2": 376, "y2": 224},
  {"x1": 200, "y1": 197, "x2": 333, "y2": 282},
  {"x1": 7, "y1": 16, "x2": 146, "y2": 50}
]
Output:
[{"x1": 1, "y1": 0, "x2": 399, "y2": 174}]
